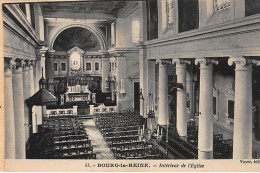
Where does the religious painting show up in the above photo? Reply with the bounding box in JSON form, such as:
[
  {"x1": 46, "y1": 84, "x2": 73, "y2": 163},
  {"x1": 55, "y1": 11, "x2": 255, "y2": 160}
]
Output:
[{"x1": 53, "y1": 27, "x2": 101, "y2": 52}]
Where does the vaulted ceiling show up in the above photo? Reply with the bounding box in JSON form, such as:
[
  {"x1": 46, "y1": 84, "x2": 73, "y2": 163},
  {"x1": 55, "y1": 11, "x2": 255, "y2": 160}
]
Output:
[{"x1": 41, "y1": 1, "x2": 138, "y2": 20}]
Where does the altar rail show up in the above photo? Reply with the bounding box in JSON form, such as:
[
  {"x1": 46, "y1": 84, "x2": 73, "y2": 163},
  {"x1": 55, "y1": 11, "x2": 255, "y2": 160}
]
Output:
[
  {"x1": 89, "y1": 104, "x2": 117, "y2": 115},
  {"x1": 45, "y1": 106, "x2": 78, "y2": 117}
]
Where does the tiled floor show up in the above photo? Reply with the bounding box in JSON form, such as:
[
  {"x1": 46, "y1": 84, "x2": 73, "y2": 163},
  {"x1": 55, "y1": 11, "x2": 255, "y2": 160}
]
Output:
[{"x1": 83, "y1": 119, "x2": 115, "y2": 159}]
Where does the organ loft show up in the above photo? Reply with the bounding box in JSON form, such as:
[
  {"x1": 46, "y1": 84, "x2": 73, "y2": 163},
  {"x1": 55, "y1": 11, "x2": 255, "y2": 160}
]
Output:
[{"x1": 3, "y1": 0, "x2": 260, "y2": 160}]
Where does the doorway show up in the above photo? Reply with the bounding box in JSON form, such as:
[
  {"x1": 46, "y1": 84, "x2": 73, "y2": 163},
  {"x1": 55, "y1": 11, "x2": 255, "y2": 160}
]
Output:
[{"x1": 134, "y1": 82, "x2": 140, "y2": 114}]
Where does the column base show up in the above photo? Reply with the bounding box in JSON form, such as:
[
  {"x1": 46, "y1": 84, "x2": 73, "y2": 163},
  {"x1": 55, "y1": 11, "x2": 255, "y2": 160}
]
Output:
[
  {"x1": 198, "y1": 150, "x2": 213, "y2": 159},
  {"x1": 179, "y1": 136, "x2": 187, "y2": 142}
]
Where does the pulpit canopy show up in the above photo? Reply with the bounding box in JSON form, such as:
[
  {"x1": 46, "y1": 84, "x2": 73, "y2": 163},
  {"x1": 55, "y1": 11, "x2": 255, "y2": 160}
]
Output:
[
  {"x1": 28, "y1": 88, "x2": 57, "y2": 106},
  {"x1": 27, "y1": 67, "x2": 57, "y2": 106}
]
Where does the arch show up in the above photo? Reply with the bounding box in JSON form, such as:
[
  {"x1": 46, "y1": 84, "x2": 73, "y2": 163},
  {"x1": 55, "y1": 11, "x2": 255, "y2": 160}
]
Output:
[{"x1": 47, "y1": 23, "x2": 107, "y2": 51}]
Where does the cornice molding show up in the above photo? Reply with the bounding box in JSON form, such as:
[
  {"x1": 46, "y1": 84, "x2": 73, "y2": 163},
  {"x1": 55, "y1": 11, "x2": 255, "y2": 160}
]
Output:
[
  {"x1": 195, "y1": 58, "x2": 219, "y2": 66},
  {"x1": 108, "y1": 47, "x2": 139, "y2": 53},
  {"x1": 4, "y1": 4, "x2": 42, "y2": 45},
  {"x1": 144, "y1": 14, "x2": 260, "y2": 48},
  {"x1": 4, "y1": 45, "x2": 36, "y2": 60},
  {"x1": 3, "y1": 13, "x2": 38, "y2": 47}
]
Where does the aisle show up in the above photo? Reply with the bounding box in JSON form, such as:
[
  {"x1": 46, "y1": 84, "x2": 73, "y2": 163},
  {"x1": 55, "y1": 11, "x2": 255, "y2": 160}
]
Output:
[{"x1": 83, "y1": 119, "x2": 115, "y2": 159}]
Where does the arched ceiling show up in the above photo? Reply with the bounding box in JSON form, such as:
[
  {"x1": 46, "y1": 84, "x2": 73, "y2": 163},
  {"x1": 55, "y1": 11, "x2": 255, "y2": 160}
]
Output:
[
  {"x1": 41, "y1": 1, "x2": 137, "y2": 20},
  {"x1": 53, "y1": 27, "x2": 101, "y2": 52}
]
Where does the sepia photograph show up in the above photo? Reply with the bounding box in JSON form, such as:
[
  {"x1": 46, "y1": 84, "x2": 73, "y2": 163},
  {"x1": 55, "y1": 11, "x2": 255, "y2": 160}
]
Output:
[{"x1": 1, "y1": 0, "x2": 260, "y2": 172}]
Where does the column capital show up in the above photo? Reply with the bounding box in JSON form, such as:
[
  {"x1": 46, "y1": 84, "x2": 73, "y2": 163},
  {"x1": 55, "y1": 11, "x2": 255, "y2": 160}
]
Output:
[
  {"x1": 195, "y1": 58, "x2": 218, "y2": 66},
  {"x1": 24, "y1": 59, "x2": 30, "y2": 66},
  {"x1": 147, "y1": 59, "x2": 156, "y2": 64},
  {"x1": 4, "y1": 58, "x2": 16, "y2": 70},
  {"x1": 20, "y1": 60, "x2": 30, "y2": 71},
  {"x1": 46, "y1": 50, "x2": 55, "y2": 58},
  {"x1": 14, "y1": 58, "x2": 24, "y2": 69},
  {"x1": 159, "y1": 59, "x2": 172, "y2": 65},
  {"x1": 30, "y1": 60, "x2": 36, "y2": 67},
  {"x1": 36, "y1": 46, "x2": 48, "y2": 58},
  {"x1": 172, "y1": 58, "x2": 191, "y2": 65},
  {"x1": 228, "y1": 57, "x2": 260, "y2": 66}
]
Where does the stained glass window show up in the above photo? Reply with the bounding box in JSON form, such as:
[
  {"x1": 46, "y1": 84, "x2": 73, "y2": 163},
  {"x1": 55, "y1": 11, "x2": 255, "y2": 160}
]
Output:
[
  {"x1": 214, "y1": 0, "x2": 231, "y2": 12},
  {"x1": 166, "y1": 0, "x2": 174, "y2": 28}
]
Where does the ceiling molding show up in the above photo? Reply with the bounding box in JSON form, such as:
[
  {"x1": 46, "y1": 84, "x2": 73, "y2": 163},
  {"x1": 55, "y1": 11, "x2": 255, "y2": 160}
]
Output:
[
  {"x1": 47, "y1": 23, "x2": 107, "y2": 51},
  {"x1": 117, "y1": 2, "x2": 139, "y2": 18},
  {"x1": 41, "y1": 1, "x2": 133, "y2": 20},
  {"x1": 4, "y1": 4, "x2": 42, "y2": 45},
  {"x1": 3, "y1": 13, "x2": 38, "y2": 48},
  {"x1": 42, "y1": 11, "x2": 116, "y2": 20}
]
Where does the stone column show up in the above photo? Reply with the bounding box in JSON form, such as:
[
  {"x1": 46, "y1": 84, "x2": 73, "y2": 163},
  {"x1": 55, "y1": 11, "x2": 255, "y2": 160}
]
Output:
[
  {"x1": 139, "y1": 44, "x2": 148, "y2": 117},
  {"x1": 46, "y1": 50, "x2": 55, "y2": 94},
  {"x1": 228, "y1": 57, "x2": 260, "y2": 159},
  {"x1": 41, "y1": 55, "x2": 46, "y2": 79},
  {"x1": 136, "y1": 2, "x2": 148, "y2": 117},
  {"x1": 158, "y1": 60, "x2": 169, "y2": 126},
  {"x1": 29, "y1": 61, "x2": 35, "y2": 96},
  {"x1": 35, "y1": 58, "x2": 41, "y2": 91},
  {"x1": 173, "y1": 59, "x2": 190, "y2": 140},
  {"x1": 4, "y1": 63, "x2": 16, "y2": 159},
  {"x1": 155, "y1": 62, "x2": 159, "y2": 118},
  {"x1": 189, "y1": 60, "x2": 195, "y2": 116},
  {"x1": 32, "y1": 60, "x2": 38, "y2": 134},
  {"x1": 147, "y1": 59, "x2": 156, "y2": 131},
  {"x1": 147, "y1": 60, "x2": 156, "y2": 102},
  {"x1": 23, "y1": 63, "x2": 30, "y2": 143},
  {"x1": 33, "y1": 60, "x2": 37, "y2": 92},
  {"x1": 28, "y1": 61, "x2": 35, "y2": 135},
  {"x1": 46, "y1": 50, "x2": 55, "y2": 80},
  {"x1": 195, "y1": 58, "x2": 218, "y2": 159},
  {"x1": 101, "y1": 52, "x2": 110, "y2": 93},
  {"x1": 116, "y1": 55, "x2": 127, "y2": 111},
  {"x1": 12, "y1": 66, "x2": 26, "y2": 159}
]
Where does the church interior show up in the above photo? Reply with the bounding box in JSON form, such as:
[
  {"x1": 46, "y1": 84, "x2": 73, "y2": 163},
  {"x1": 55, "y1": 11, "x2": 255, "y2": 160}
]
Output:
[{"x1": 3, "y1": 0, "x2": 260, "y2": 160}]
